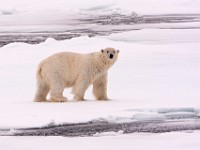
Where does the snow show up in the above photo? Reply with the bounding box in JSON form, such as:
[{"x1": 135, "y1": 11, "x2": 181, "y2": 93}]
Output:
[
  {"x1": 93, "y1": 130, "x2": 124, "y2": 137},
  {"x1": 0, "y1": 28, "x2": 200, "y2": 128},
  {"x1": 1, "y1": 0, "x2": 200, "y2": 33},
  {"x1": 1, "y1": 131, "x2": 200, "y2": 150},
  {"x1": 1, "y1": 0, "x2": 200, "y2": 149},
  {"x1": 1, "y1": 0, "x2": 200, "y2": 15},
  {"x1": 133, "y1": 113, "x2": 166, "y2": 122},
  {"x1": 114, "y1": 0, "x2": 200, "y2": 15},
  {"x1": 105, "y1": 29, "x2": 200, "y2": 44}
]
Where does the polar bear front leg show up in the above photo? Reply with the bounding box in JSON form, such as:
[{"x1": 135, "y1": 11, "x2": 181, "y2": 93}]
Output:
[
  {"x1": 93, "y1": 72, "x2": 109, "y2": 100},
  {"x1": 72, "y1": 78, "x2": 89, "y2": 101},
  {"x1": 50, "y1": 82, "x2": 67, "y2": 102}
]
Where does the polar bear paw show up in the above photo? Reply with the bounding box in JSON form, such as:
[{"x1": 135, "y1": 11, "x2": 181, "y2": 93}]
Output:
[
  {"x1": 97, "y1": 97, "x2": 110, "y2": 101},
  {"x1": 73, "y1": 95, "x2": 85, "y2": 101},
  {"x1": 50, "y1": 96, "x2": 68, "y2": 103}
]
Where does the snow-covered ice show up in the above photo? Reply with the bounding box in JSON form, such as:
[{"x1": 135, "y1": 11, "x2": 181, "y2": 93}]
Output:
[
  {"x1": 1, "y1": 0, "x2": 200, "y2": 149},
  {"x1": 1, "y1": 131, "x2": 200, "y2": 150},
  {"x1": 105, "y1": 29, "x2": 200, "y2": 44},
  {"x1": 0, "y1": 28, "x2": 200, "y2": 128},
  {"x1": 93, "y1": 130, "x2": 124, "y2": 137},
  {"x1": 1, "y1": 0, "x2": 200, "y2": 15},
  {"x1": 1, "y1": 0, "x2": 200, "y2": 33}
]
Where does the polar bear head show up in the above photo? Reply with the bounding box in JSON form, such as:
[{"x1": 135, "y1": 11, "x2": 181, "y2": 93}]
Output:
[{"x1": 101, "y1": 47, "x2": 119, "y2": 67}]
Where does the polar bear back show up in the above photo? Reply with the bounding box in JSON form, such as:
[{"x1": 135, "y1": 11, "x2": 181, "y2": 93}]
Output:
[{"x1": 39, "y1": 52, "x2": 89, "y2": 87}]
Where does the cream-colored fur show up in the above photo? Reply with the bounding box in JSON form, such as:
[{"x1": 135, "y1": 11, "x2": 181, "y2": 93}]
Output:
[{"x1": 34, "y1": 48, "x2": 119, "y2": 102}]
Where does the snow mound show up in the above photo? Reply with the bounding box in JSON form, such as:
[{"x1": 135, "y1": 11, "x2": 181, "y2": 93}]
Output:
[
  {"x1": 158, "y1": 108, "x2": 199, "y2": 119},
  {"x1": 105, "y1": 29, "x2": 200, "y2": 44},
  {"x1": 0, "y1": 9, "x2": 16, "y2": 15},
  {"x1": 133, "y1": 114, "x2": 166, "y2": 122},
  {"x1": 93, "y1": 130, "x2": 124, "y2": 137}
]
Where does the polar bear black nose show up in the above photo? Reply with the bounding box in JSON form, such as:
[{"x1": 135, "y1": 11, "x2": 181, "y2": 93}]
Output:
[{"x1": 109, "y1": 54, "x2": 113, "y2": 59}]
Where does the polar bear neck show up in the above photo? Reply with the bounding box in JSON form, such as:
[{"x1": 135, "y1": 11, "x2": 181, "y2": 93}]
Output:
[
  {"x1": 90, "y1": 52, "x2": 110, "y2": 77},
  {"x1": 93, "y1": 52, "x2": 110, "y2": 67}
]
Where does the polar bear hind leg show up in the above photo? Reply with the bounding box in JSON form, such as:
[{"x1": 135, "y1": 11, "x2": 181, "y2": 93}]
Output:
[{"x1": 34, "y1": 76, "x2": 50, "y2": 102}]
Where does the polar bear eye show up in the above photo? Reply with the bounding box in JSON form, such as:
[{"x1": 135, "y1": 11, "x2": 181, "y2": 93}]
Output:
[{"x1": 107, "y1": 51, "x2": 109, "y2": 54}]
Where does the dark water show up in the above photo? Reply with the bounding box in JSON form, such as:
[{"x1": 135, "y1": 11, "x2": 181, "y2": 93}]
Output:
[
  {"x1": 1, "y1": 14, "x2": 200, "y2": 47},
  {"x1": 1, "y1": 118, "x2": 200, "y2": 137},
  {"x1": 1, "y1": 110, "x2": 200, "y2": 137}
]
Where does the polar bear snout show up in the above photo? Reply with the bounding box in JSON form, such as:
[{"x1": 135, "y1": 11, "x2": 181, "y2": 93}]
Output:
[
  {"x1": 109, "y1": 54, "x2": 114, "y2": 59},
  {"x1": 101, "y1": 47, "x2": 119, "y2": 62}
]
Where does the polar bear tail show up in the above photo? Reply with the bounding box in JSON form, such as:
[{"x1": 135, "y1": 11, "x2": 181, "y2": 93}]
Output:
[
  {"x1": 33, "y1": 63, "x2": 50, "y2": 102},
  {"x1": 36, "y1": 63, "x2": 43, "y2": 80}
]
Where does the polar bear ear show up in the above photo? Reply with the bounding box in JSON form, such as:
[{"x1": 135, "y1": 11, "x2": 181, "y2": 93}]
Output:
[
  {"x1": 101, "y1": 49, "x2": 104, "y2": 53},
  {"x1": 117, "y1": 50, "x2": 119, "y2": 53}
]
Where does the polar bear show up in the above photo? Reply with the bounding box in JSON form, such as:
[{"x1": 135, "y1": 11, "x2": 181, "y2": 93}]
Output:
[{"x1": 34, "y1": 48, "x2": 119, "y2": 102}]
